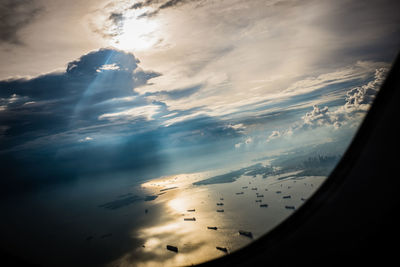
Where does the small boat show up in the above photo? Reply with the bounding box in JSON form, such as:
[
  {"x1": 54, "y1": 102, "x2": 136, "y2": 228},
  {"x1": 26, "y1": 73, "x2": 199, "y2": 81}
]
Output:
[
  {"x1": 236, "y1": 192, "x2": 244, "y2": 195},
  {"x1": 216, "y1": 203, "x2": 224, "y2": 206},
  {"x1": 239, "y1": 230, "x2": 253, "y2": 238},
  {"x1": 208, "y1": 226, "x2": 218, "y2": 230},
  {"x1": 257, "y1": 195, "x2": 264, "y2": 198},
  {"x1": 187, "y1": 209, "x2": 195, "y2": 212},
  {"x1": 265, "y1": 189, "x2": 268, "y2": 191},
  {"x1": 282, "y1": 195, "x2": 291, "y2": 199},
  {"x1": 285, "y1": 205, "x2": 295, "y2": 210},
  {"x1": 220, "y1": 198, "x2": 224, "y2": 200},
  {"x1": 276, "y1": 191, "x2": 282, "y2": 194},
  {"x1": 242, "y1": 186, "x2": 248, "y2": 189},
  {"x1": 260, "y1": 204, "x2": 268, "y2": 208},
  {"x1": 255, "y1": 200, "x2": 262, "y2": 203},
  {"x1": 216, "y1": 247, "x2": 228, "y2": 253},
  {"x1": 217, "y1": 209, "x2": 224, "y2": 212},
  {"x1": 301, "y1": 198, "x2": 307, "y2": 201},
  {"x1": 184, "y1": 217, "x2": 196, "y2": 221},
  {"x1": 166, "y1": 245, "x2": 178, "y2": 253},
  {"x1": 251, "y1": 187, "x2": 257, "y2": 190}
]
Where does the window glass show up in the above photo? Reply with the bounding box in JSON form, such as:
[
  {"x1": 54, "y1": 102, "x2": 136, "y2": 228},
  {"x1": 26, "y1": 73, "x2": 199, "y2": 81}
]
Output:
[{"x1": 0, "y1": 1, "x2": 399, "y2": 266}]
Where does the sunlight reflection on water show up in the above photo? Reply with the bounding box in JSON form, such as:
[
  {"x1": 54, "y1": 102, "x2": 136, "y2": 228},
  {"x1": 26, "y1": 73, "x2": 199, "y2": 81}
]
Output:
[{"x1": 111, "y1": 170, "x2": 325, "y2": 266}]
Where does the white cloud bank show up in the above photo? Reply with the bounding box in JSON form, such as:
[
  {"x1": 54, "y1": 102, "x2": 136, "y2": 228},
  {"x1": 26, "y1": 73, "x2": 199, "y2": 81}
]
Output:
[{"x1": 266, "y1": 67, "x2": 388, "y2": 142}]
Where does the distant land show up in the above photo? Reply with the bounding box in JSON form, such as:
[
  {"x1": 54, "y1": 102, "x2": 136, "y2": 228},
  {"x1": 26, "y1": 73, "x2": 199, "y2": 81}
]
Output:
[
  {"x1": 194, "y1": 153, "x2": 340, "y2": 186},
  {"x1": 193, "y1": 163, "x2": 273, "y2": 185}
]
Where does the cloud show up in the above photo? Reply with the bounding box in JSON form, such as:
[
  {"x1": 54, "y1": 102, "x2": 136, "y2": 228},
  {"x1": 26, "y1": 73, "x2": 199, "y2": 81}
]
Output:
[
  {"x1": 131, "y1": 0, "x2": 202, "y2": 18},
  {"x1": 144, "y1": 84, "x2": 202, "y2": 100},
  {"x1": 78, "y1": 136, "x2": 93, "y2": 142},
  {"x1": 0, "y1": 48, "x2": 246, "y2": 194},
  {"x1": 266, "y1": 130, "x2": 281, "y2": 142},
  {"x1": 234, "y1": 143, "x2": 242, "y2": 148},
  {"x1": 97, "y1": 63, "x2": 121, "y2": 72},
  {"x1": 0, "y1": 0, "x2": 43, "y2": 45},
  {"x1": 302, "y1": 67, "x2": 388, "y2": 129},
  {"x1": 245, "y1": 137, "x2": 253, "y2": 144},
  {"x1": 227, "y1": 123, "x2": 246, "y2": 134},
  {"x1": 2, "y1": 0, "x2": 399, "y2": 194},
  {"x1": 109, "y1": 12, "x2": 124, "y2": 26},
  {"x1": 159, "y1": 0, "x2": 195, "y2": 9},
  {"x1": 265, "y1": 67, "x2": 389, "y2": 143},
  {"x1": 0, "y1": 48, "x2": 160, "y2": 151},
  {"x1": 341, "y1": 67, "x2": 387, "y2": 113},
  {"x1": 235, "y1": 136, "x2": 253, "y2": 149},
  {"x1": 98, "y1": 104, "x2": 161, "y2": 121},
  {"x1": 302, "y1": 105, "x2": 338, "y2": 128}
]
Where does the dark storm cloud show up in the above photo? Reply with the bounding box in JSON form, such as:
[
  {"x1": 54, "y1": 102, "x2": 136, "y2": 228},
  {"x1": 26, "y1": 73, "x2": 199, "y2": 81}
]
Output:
[
  {"x1": 0, "y1": 0, "x2": 43, "y2": 45},
  {"x1": 0, "y1": 48, "x2": 243, "y2": 195},
  {"x1": 0, "y1": 48, "x2": 162, "y2": 193},
  {"x1": 0, "y1": 48, "x2": 160, "y2": 150}
]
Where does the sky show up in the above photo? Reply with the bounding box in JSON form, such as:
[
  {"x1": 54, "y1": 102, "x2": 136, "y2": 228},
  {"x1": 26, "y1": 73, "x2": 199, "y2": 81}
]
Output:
[{"x1": 0, "y1": 0, "x2": 399, "y2": 194}]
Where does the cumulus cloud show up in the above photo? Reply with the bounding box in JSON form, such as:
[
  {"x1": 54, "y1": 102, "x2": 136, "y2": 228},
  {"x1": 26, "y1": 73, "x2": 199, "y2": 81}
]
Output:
[
  {"x1": 302, "y1": 105, "x2": 340, "y2": 128},
  {"x1": 341, "y1": 67, "x2": 387, "y2": 113},
  {"x1": 302, "y1": 67, "x2": 388, "y2": 129},
  {"x1": 265, "y1": 67, "x2": 388, "y2": 143}
]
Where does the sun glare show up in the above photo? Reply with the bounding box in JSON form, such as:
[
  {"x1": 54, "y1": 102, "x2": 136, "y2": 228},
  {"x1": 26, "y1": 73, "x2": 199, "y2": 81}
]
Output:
[{"x1": 113, "y1": 16, "x2": 159, "y2": 51}]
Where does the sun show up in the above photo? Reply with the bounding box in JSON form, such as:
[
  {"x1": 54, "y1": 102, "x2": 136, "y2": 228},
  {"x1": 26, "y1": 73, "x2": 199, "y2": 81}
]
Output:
[{"x1": 113, "y1": 16, "x2": 159, "y2": 51}]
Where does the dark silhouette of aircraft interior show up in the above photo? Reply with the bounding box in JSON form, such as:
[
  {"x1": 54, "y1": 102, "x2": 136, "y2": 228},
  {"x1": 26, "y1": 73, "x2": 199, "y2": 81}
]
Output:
[
  {"x1": 1, "y1": 53, "x2": 399, "y2": 267},
  {"x1": 198, "y1": 52, "x2": 400, "y2": 266}
]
